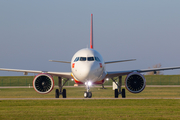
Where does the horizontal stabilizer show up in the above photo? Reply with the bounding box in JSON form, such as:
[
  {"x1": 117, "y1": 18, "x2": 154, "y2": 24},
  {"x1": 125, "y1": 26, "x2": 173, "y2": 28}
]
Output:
[
  {"x1": 105, "y1": 59, "x2": 136, "y2": 64},
  {"x1": 49, "y1": 60, "x2": 71, "y2": 64}
]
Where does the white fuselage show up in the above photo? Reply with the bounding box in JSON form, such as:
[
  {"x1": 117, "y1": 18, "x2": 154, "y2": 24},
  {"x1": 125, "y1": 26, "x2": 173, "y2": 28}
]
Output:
[{"x1": 71, "y1": 48, "x2": 107, "y2": 84}]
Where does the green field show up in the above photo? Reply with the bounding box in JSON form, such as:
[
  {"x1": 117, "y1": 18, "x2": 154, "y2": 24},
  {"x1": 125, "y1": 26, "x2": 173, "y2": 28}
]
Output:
[
  {"x1": 1, "y1": 87, "x2": 180, "y2": 98},
  {"x1": 0, "y1": 75, "x2": 180, "y2": 86},
  {"x1": 1, "y1": 87, "x2": 180, "y2": 119},
  {"x1": 0, "y1": 99, "x2": 180, "y2": 120},
  {"x1": 1, "y1": 76, "x2": 180, "y2": 119}
]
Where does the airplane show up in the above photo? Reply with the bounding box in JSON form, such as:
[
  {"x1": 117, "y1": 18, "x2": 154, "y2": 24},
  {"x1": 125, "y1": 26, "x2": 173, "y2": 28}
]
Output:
[{"x1": 1, "y1": 14, "x2": 180, "y2": 98}]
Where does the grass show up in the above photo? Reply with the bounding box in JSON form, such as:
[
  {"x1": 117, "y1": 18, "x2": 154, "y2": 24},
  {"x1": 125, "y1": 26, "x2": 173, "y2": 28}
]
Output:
[
  {"x1": 1, "y1": 87, "x2": 180, "y2": 119},
  {"x1": 0, "y1": 99, "x2": 180, "y2": 119},
  {"x1": 1, "y1": 75, "x2": 180, "y2": 119},
  {"x1": 0, "y1": 86, "x2": 180, "y2": 98}
]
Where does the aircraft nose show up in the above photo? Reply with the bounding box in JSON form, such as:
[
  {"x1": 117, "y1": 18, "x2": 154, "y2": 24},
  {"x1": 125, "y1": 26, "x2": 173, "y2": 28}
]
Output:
[
  {"x1": 75, "y1": 62, "x2": 101, "y2": 82},
  {"x1": 81, "y1": 66, "x2": 91, "y2": 78}
]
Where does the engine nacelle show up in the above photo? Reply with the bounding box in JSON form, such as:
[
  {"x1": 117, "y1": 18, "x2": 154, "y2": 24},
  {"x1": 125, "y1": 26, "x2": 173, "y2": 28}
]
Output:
[
  {"x1": 125, "y1": 72, "x2": 146, "y2": 93},
  {"x1": 33, "y1": 73, "x2": 54, "y2": 94}
]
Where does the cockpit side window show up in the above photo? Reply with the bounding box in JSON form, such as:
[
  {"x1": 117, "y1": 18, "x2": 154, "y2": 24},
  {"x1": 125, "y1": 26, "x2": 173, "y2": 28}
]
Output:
[
  {"x1": 80, "y1": 57, "x2": 86, "y2": 61},
  {"x1": 74, "y1": 57, "x2": 79, "y2": 62},
  {"x1": 88, "y1": 57, "x2": 94, "y2": 61},
  {"x1": 95, "y1": 57, "x2": 101, "y2": 62}
]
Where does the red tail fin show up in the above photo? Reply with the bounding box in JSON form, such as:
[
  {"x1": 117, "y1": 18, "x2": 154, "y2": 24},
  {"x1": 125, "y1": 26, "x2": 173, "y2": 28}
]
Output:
[{"x1": 90, "y1": 14, "x2": 93, "y2": 49}]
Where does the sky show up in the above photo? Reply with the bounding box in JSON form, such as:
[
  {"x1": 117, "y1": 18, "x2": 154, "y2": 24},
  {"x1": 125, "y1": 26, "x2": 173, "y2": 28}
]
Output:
[{"x1": 0, "y1": 0, "x2": 180, "y2": 76}]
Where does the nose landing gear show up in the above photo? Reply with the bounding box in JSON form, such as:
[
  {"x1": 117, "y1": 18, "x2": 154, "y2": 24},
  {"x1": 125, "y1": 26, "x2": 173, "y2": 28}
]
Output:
[{"x1": 84, "y1": 82, "x2": 92, "y2": 98}]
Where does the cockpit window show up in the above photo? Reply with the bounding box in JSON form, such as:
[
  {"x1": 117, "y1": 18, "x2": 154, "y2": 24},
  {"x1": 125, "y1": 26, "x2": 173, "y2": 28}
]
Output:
[
  {"x1": 74, "y1": 57, "x2": 79, "y2": 62},
  {"x1": 95, "y1": 57, "x2": 101, "y2": 62},
  {"x1": 88, "y1": 57, "x2": 94, "y2": 61},
  {"x1": 80, "y1": 57, "x2": 86, "y2": 61},
  {"x1": 75, "y1": 57, "x2": 100, "y2": 62}
]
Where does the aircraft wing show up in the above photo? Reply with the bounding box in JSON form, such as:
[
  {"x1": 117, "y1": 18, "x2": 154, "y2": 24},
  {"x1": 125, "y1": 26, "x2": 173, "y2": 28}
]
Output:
[
  {"x1": 0, "y1": 68, "x2": 72, "y2": 79},
  {"x1": 106, "y1": 66, "x2": 180, "y2": 78}
]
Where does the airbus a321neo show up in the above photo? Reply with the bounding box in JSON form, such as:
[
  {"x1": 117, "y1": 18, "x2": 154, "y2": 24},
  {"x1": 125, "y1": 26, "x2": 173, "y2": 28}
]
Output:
[{"x1": 1, "y1": 14, "x2": 180, "y2": 98}]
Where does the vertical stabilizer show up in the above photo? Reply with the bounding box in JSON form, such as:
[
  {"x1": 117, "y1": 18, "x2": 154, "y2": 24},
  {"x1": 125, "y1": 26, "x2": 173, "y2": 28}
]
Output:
[{"x1": 90, "y1": 14, "x2": 93, "y2": 49}]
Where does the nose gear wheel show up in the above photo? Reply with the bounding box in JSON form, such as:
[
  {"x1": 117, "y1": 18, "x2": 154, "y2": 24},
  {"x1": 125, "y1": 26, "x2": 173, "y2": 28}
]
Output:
[
  {"x1": 84, "y1": 92, "x2": 92, "y2": 98},
  {"x1": 84, "y1": 81, "x2": 92, "y2": 98}
]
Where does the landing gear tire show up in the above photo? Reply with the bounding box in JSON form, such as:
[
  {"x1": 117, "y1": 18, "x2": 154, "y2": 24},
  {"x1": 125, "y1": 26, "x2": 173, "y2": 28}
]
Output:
[
  {"x1": 84, "y1": 92, "x2": 88, "y2": 98},
  {"x1": 88, "y1": 92, "x2": 92, "y2": 98},
  {"x1": 122, "y1": 88, "x2": 126, "y2": 98},
  {"x1": 62, "y1": 89, "x2": 66, "y2": 98},
  {"x1": 55, "y1": 89, "x2": 59, "y2": 98},
  {"x1": 84, "y1": 92, "x2": 92, "y2": 98},
  {"x1": 115, "y1": 89, "x2": 119, "y2": 98}
]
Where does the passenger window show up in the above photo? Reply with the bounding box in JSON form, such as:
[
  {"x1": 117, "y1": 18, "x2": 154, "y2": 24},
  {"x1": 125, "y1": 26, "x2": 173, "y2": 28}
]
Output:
[
  {"x1": 80, "y1": 57, "x2": 86, "y2": 61},
  {"x1": 88, "y1": 57, "x2": 94, "y2": 61}
]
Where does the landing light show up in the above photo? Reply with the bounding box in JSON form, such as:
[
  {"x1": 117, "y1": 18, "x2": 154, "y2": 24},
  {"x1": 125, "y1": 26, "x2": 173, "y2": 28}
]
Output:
[
  {"x1": 71, "y1": 79, "x2": 74, "y2": 81},
  {"x1": 88, "y1": 81, "x2": 92, "y2": 86},
  {"x1": 106, "y1": 78, "x2": 109, "y2": 81},
  {"x1": 85, "y1": 81, "x2": 92, "y2": 86}
]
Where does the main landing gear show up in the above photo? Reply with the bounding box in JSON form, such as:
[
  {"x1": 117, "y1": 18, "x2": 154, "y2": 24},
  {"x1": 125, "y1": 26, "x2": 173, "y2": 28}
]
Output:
[
  {"x1": 112, "y1": 76, "x2": 126, "y2": 98},
  {"x1": 55, "y1": 77, "x2": 68, "y2": 98},
  {"x1": 84, "y1": 82, "x2": 92, "y2": 98}
]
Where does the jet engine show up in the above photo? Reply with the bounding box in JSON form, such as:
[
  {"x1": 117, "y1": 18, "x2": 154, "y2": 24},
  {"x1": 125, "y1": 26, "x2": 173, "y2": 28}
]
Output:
[
  {"x1": 33, "y1": 73, "x2": 54, "y2": 94},
  {"x1": 125, "y1": 72, "x2": 146, "y2": 93}
]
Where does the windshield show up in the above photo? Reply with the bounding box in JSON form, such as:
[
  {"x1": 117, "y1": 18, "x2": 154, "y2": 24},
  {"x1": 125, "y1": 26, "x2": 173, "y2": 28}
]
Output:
[
  {"x1": 87, "y1": 57, "x2": 94, "y2": 61},
  {"x1": 74, "y1": 57, "x2": 100, "y2": 62},
  {"x1": 80, "y1": 57, "x2": 86, "y2": 61}
]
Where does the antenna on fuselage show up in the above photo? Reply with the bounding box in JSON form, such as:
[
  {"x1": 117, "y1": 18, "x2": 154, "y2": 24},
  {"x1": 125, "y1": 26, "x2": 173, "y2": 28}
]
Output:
[{"x1": 90, "y1": 14, "x2": 93, "y2": 49}]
